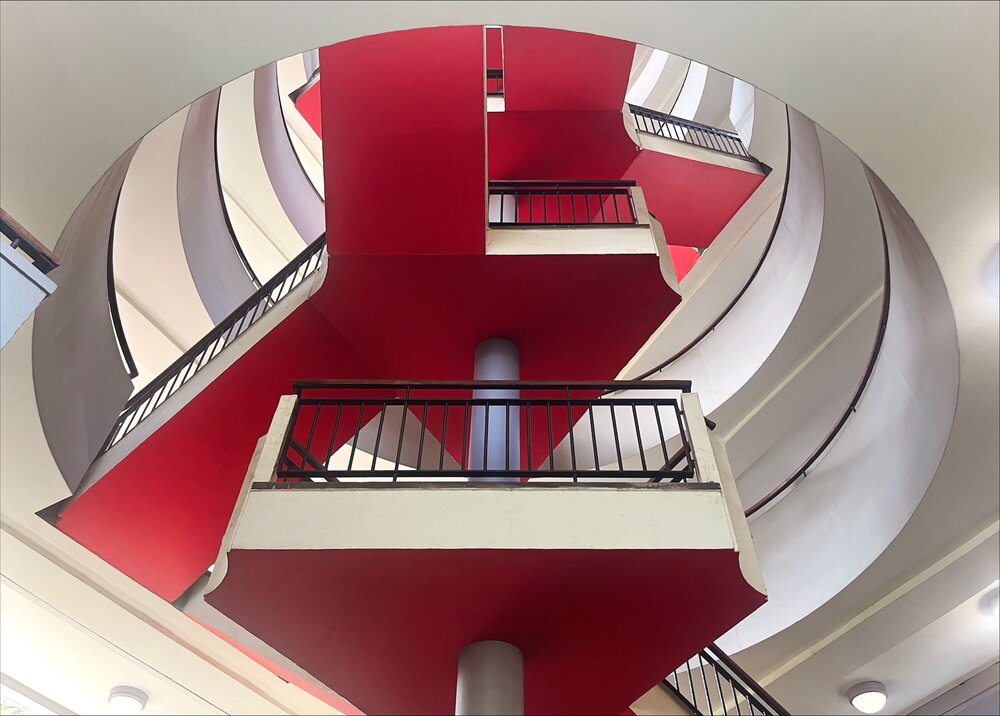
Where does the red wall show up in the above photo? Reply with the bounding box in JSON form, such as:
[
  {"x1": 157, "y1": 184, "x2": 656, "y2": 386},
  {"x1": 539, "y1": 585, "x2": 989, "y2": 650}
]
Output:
[
  {"x1": 209, "y1": 547, "x2": 765, "y2": 715},
  {"x1": 320, "y1": 27, "x2": 487, "y2": 256},
  {"x1": 58, "y1": 304, "x2": 374, "y2": 601},
  {"x1": 294, "y1": 82, "x2": 322, "y2": 139},
  {"x1": 502, "y1": 27, "x2": 636, "y2": 112}
]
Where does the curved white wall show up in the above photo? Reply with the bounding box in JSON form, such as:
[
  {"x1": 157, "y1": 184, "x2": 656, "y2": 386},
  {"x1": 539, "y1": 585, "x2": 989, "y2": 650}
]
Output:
[
  {"x1": 276, "y1": 55, "x2": 324, "y2": 196},
  {"x1": 720, "y1": 168, "x2": 960, "y2": 651},
  {"x1": 624, "y1": 88, "x2": 787, "y2": 366},
  {"x1": 253, "y1": 63, "x2": 325, "y2": 243},
  {"x1": 114, "y1": 107, "x2": 214, "y2": 389},
  {"x1": 218, "y1": 71, "x2": 303, "y2": 282}
]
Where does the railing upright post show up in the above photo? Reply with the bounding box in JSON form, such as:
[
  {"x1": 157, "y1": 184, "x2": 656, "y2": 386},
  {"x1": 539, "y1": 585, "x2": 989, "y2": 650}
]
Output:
[
  {"x1": 680, "y1": 393, "x2": 719, "y2": 484},
  {"x1": 256, "y1": 394, "x2": 299, "y2": 483}
]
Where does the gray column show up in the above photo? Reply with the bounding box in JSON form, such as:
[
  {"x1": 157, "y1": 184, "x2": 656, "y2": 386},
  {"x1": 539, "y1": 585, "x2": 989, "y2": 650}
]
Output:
[
  {"x1": 455, "y1": 641, "x2": 524, "y2": 716},
  {"x1": 468, "y1": 338, "x2": 519, "y2": 479}
]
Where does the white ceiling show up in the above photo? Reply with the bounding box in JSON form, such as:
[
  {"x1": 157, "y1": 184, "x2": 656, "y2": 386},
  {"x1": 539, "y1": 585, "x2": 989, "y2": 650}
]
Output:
[{"x1": 0, "y1": 1, "x2": 997, "y2": 712}]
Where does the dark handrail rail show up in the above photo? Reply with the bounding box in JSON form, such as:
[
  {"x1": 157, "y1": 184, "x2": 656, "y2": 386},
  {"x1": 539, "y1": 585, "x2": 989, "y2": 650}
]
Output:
[
  {"x1": 704, "y1": 643, "x2": 790, "y2": 716},
  {"x1": 634, "y1": 105, "x2": 790, "y2": 381},
  {"x1": 488, "y1": 181, "x2": 640, "y2": 227},
  {"x1": 744, "y1": 172, "x2": 891, "y2": 518},
  {"x1": 294, "y1": 379, "x2": 692, "y2": 393},
  {"x1": 274, "y1": 380, "x2": 698, "y2": 484},
  {"x1": 488, "y1": 180, "x2": 637, "y2": 188},
  {"x1": 98, "y1": 234, "x2": 327, "y2": 454},
  {"x1": 106, "y1": 186, "x2": 140, "y2": 378},
  {"x1": 213, "y1": 93, "x2": 263, "y2": 289},
  {"x1": 628, "y1": 103, "x2": 752, "y2": 160},
  {"x1": 661, "y1": 642, "x2": 790, "y2": 715},
  {"x1": 631, "y1": 104, "x2": 744, "y2": 140},
  {"x1": 0, "y1": 207, "x2": 60, "y2": 274}
]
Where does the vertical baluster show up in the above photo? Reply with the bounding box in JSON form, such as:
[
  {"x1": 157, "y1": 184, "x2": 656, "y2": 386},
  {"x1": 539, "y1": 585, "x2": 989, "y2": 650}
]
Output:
[
  {"x1": 632, "y1": 403, "x2": 647, "y2": 471},
  {"x1": 609, "y1": 403, "x2": 624, "y2": 470},
  {"x1": 347, "y1": 401, "x2": 365, "y2": 471},
  {"x1": 393, "y1": 388, "x2": 410, "y2": 480},
  {"x1": 525, "y1": 401, "x2": 532, "y2": 475},
  {"x1": 439, "y1": 401, "x2": 449, "y2": 471},
  {"x1": 699, "y1": 654, "x2": 715, "y2": 716},
  {"x1": 326, "y1": 403, "x2": 345, "y2": 468},
  {"x1": 416, "y1": 401, "x2": 429, "y2": 470},
  {"x1": 371, "y1": 402, "x2": 387, "y2": 471},
  {"x1": 483, "y1": 398, "x2": 490, "y2": 472},
  {"x1": 546, "y1": 402, "x2": 555, "y2": 471},
  {"x1": 505, "y1": 402, "x2": 511, "y2": 471},
  {"x1": 565, "y1": 387, "x2": 577, "y2": 481},
  {"x1": 686, "y1": 661, "x2": 699, "y2": 712},
  {"x1": 588, "y1": 404, "x2": 600, "y2": 472},
  {"x1": 712, "y1": 656, "x2": 729, "y2": 714}
]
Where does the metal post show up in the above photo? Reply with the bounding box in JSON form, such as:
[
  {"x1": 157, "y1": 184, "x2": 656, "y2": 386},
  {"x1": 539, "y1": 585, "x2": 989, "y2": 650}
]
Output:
[
  {"x1": 468, "y1": 338, "x2": 519, "y2": 480},
  {"x1": 455, "y1": 641, "x2": 524, "y2": 716}
]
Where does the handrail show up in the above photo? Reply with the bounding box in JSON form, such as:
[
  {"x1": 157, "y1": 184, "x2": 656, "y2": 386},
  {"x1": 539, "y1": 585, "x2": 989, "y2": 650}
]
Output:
[
  {"x1": 486, "y1": 68, "x2": 504, "y2": 96},
  {"x1": 106, "y1": 186, "x2": 139, "y2": 378},
  {"x1": 213, "y1": 93, "x2": 263, "y2": 289},
  {"x1": 661, "y1": 642, "x2": 790, "y2": 715},
  {"x1": 294, "y1": 379, "x2": 691, "y2": 392},
  {"x1": 488, "y1": 180, "x2": 641, "y2": 227},
  {"x1": 0, "y1": 207, "x2": 60, "y2": 274},
  {"x1": 634, "y1": 105, "x2": 791, "y2": 381},
  {"x1": 628, "y1": 103, "x2": 753, "y2": 160},
  {"x1": 272, "y1": 381, "x2": 699, "y2": 484},
  {"x1": 97, "y1": 234, "x2": 327, "y2": 455},
  {"x1": 743, "y1": 173, "x2": 891, "y2": 518}
]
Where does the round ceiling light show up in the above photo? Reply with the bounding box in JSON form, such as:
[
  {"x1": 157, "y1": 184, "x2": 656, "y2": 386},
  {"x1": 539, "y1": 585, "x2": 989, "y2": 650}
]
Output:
[
  {"x1": 984, "y1": 590, "x2": 1000, "y2": 620},
  {"x1": 108, "y1": 686, "x2": 148, "y2": 714},
  {"x1": 848, "y1": 681, "x2": 887, "y2": 714}
]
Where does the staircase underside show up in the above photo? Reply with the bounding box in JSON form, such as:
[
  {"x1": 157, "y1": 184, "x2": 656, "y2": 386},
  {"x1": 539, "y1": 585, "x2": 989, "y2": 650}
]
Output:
[{"x1": 208, "y1": 547, "x2": 763, "y2": 715}]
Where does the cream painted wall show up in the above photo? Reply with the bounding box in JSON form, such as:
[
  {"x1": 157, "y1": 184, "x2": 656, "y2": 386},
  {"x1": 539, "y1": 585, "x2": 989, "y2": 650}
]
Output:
[
  {"x1": 114, "y1": 107, "x2": 214, "y2": 389},
  {"x1": 0, "y1": 5, "x2": 995, "y2": 711},
  {"x1": 275, "y1": 55, "x2": 325, "y2": 195},
  {"x1": 218, "y1": 72, "x2": 304, "y2": 282}
]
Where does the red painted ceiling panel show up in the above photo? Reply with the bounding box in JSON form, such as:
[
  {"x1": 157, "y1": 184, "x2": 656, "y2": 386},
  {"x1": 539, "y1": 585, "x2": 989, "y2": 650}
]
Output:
[
  {"x1": 320, "y1": 27, "x2": 487, "y2": 256},
  {"x1": 669, "y1": 245, "x2": 701, "y2": 282},
  {"x1": 192, "y1": 617, "x2": 365, "y2": 715},
  {"x1": 208, "y1": 548, "x2": 765, "y2": 715},
  {"x1": 486, "y1": 26, "x2": 503, "y2": 70},
  {"x1": 313, "y1": 253, "x2": 677, "y2": 381},
  {"x1": 57, "y1": 304, "x2": 375, "y2": 601},
  {"x1": 488, "y1": 110, "x2": 638, "y2": 180},
  {"x1": 627, "y1": 151, "x2": 766, "y2": 249},
  {"x1": 294, "y1": 82, "x2": 323, "y2": 139},
  {"x1": 502, "y1": 27, "x2": 636, "y2": 112}
]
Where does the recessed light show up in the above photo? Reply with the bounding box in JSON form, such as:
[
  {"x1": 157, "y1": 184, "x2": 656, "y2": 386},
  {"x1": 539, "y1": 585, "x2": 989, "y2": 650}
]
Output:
[
  {"x1": 984, "y1": 245, "x2": 999, "y2": 301},
  {"x1": 848, "y1": 681, "x2": 887, "y2": 714},
  {"x1": 983, "y1": 590, "x2": 1000, "y2": 620},
  {"x1": 108, "y1": 686, "x2": 147, "y2": 714}
]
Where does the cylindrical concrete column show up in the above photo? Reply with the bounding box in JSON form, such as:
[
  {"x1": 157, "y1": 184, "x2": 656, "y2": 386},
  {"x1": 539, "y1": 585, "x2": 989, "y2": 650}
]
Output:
[
  {"x1": 455, "y1": 641, "x2": 524, "y2": 716},
  {"x1": 468, "y1": 338, "x2": 519, "y2": 479}
]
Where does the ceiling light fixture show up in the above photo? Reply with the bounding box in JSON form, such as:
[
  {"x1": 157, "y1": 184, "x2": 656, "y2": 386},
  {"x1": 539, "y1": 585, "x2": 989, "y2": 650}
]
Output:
[
  {"x1": 108, "y1": 686, "x2": 148, "y2": 714},
  {"x1": 983, "y1": 589, "x2": 1000, "y2": 620},
  {"x1": 848, "y1": 681, "x2": 887, "y2": 714}
]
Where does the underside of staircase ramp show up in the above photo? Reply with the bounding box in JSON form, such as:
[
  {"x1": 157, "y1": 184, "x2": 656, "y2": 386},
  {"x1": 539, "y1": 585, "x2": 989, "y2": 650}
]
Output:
[{"x1": 195, "y1": 390, "x2": 765, "y2": 716}]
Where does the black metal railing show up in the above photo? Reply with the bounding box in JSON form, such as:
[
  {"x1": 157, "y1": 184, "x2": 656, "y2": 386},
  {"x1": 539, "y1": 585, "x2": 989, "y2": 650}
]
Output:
[
  {"x1": 0, "y1": 208, "x2": 60, "y2": 274},
  {"x1": 271, "y1": 380, "x2": 698, "y2": 483},
  {"x1": 98, "y1": 235, "x2": 327, "y2": 454},
  {"x1": 629, "y1": 104, "x2": 752, "y2": 160},
  {"x1": 662, "y1": 643, "x2": 790, "y2": 716},
  {"x1": 488, "y1": 181, "x2": 641, "y2": 227},
  {"x1": 486, "y1": 68, "x2": 504, "y2": 96}
]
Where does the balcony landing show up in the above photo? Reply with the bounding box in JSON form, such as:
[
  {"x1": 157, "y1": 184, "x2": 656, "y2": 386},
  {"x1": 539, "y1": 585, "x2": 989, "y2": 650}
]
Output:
[{"x1": 205, "y1": 483, "x2": 765, "y2": 715}]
